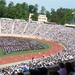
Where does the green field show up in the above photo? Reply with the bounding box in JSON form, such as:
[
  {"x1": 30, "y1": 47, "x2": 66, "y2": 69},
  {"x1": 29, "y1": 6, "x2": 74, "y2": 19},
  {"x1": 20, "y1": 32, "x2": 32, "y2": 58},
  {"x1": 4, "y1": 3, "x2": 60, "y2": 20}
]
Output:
[{"x1": 0, "y1": 41, "x2": 52, "y2": 58}]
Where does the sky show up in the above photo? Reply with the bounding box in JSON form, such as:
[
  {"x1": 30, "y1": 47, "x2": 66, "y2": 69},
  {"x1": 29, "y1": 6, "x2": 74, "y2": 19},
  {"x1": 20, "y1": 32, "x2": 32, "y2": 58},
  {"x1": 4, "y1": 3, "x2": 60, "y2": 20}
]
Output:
[{"x1": 6, "y1": 0, "x2": 75, "y2": 11}]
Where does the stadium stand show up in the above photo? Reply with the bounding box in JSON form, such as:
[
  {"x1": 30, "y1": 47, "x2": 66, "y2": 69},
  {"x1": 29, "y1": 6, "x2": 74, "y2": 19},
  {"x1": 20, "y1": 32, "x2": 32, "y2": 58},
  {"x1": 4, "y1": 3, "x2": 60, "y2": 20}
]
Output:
[
  {"x1": 0, "y1": 18, "x2": 75, "y2": 75},
  {"x1": 23, "y1": 22, "x2": 40, "y2": 35},
  {"x1": 1, "y1": 18, "x2": 13, "y2": 34},
  {"x1": 13, "y1": 19, "x2": 27, "y2": 34}
]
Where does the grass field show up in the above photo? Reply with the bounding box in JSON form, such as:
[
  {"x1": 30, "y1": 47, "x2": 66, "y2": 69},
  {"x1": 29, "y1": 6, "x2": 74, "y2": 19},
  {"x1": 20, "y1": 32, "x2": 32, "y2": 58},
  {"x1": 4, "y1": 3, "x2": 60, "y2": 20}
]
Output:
[{"x1": 0, "y1": 40, "x2": 52, "y2": 58}]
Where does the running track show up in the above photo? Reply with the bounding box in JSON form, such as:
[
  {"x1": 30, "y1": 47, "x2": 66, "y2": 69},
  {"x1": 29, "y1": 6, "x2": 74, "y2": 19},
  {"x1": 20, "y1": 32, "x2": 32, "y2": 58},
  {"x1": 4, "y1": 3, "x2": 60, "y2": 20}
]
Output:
[{"x1": 0, "y1": 39, "x2": 65, "y2": 65}]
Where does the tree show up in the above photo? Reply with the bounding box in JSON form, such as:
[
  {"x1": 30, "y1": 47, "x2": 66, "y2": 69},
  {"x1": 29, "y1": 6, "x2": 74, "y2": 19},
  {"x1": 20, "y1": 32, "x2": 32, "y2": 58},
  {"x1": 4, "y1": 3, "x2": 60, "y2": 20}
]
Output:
[
  {"x1": 46, "y1": 11, "x2": 51, "y2": 22},
  {"x1": 50, "y1": 8, "x2": 57, "y2": 22},
  {"x1": 8, "y1": 1, "x2": 14, "y2": 8},
  {"x1": 29, "y1": 4, "x2": 38, "y2": 21},
  {"x1": 0, "y1": 0, "x2": 6, "y2": 17},
  {"x1": 34, "y1": 4, "x2": 38, "y2": 13},
  {"x1": 40, "y1": 6, "x2": 46, "y2": 14},
  {"x1": 56, "y1": 8, "x2": 73, "y2": 24},
  {"x1": 6, "y1": 1, "x2": 15, "y2": 18},
  {"x1": 0, "y1": 0, "x2": 74, "y2": 24},
  {"x1": 0, "y1": 0, "x2": 6, "y2": 5},
  {"x1": 21, "y1": 2, "x2": 29, "y2": 20},
  {"x1": 31, "y1": 13, "x2": 38, "y2": 21},
  {"x1": 29, "y1": 5, "x2": 35, "y2": 13},
  {"x1": 21, "y1": 2, "x2": 28, "y2": 10}
]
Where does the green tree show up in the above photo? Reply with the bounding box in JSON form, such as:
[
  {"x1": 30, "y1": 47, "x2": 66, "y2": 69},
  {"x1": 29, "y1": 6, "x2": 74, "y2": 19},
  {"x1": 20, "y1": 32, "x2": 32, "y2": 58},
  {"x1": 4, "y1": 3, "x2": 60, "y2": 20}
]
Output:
[
  {"x1": 57, "y1": 8, "x2": 73, "y2": 24},
  {"x1": 50, "y1": 8, "x2": 73, "y2": 24},
  {"x1": 15, "y1": 3, "x2": 22, "y2": 18},
  {"x1": 0, "y1": 0, "x2": 6, "y2": 5},
  {"x1": 46, "y1": 11, "x2": 51, "y2": 22},
  {"x1": 0, "y1": 0, "x2": 6, "y2": 17},
  {"x1": 29, "y1": 5, "x2": 35, "y2": 13},
  {"x1": 50, "y1": 8, "x2": 58, "y2": 23},
  {"x1": 34, "y1": 4, "x2": 38, "y2": 13},
  {"x1": 8, "y1": 1, "x2": 14, "y2": 7},
  {"x1": 0, "y1": 0, "x2": 74, "y2": 24},
  {"x1": 29, "y1": 4, "x2": 38, "y2": 21},
  {"x1": 31, "y1": 13, "x2": 38, "y2": 21},
  {"x1": 21, "y1": 2, "x2": 29, "y2": 20},
  {"x1": 40, "y1": 6, "x2": 46, "y2": 14},
  {"x1": 6, "y1": 1, "x2": 15, "y2": 18}
]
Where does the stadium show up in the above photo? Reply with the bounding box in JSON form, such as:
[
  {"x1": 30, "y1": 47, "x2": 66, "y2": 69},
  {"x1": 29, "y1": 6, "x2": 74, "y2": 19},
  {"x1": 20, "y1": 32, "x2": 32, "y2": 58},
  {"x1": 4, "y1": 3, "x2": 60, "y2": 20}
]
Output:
[{"x1": 0, "y1": 18, "x2": 75, "y2": 75}]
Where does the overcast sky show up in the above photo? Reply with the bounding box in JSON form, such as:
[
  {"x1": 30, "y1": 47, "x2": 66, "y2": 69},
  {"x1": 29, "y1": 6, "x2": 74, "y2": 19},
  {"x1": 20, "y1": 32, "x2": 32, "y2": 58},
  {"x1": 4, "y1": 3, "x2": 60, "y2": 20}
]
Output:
[{"x1": 6, "y1": 0, "x2": 75, "y2": 11}]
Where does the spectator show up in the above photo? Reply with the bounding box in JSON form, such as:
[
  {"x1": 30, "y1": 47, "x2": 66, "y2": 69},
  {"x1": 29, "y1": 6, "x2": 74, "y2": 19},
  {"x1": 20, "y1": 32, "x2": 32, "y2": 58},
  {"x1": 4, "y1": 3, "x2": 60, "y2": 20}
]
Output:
[
  {"x1": 65, "y1": 62, "x2": 74, "y2": 75},
  {"x1": 58, "y1": 62, "x2": 67, "y2": 75}
]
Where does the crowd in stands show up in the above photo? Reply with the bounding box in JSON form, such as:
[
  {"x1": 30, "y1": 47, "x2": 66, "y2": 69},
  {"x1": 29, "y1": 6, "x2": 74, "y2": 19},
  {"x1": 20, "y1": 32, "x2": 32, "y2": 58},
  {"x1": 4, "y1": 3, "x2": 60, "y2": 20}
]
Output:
[
  {"x1": 0, "y1": 18, "x2": 75, "y2": 75},
  {"x1": 23, "y1": 22, "x2": 39, "y2": 35},
  {"x1": 13, "y1": 19, "x2": 27, "y2": 34},
  {"x1": 0, "y1": 57, "x2": 75, "y2": 75},
  {"x1": 0, "y1": 37, "x2": 46, "y2": 54},
  {"x1": 1, "y1": 18, "x2": 13, "y2": 34}
]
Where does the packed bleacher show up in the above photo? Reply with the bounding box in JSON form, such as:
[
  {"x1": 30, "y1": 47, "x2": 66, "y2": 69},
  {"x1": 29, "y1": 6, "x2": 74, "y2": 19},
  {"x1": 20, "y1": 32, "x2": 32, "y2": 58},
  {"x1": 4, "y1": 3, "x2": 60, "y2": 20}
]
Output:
[
  {"x1": 13, "y1": 19, "x2": 27, "y2": 34},
  {"x1": 1, "y1": 18, "x2": 13, "y2": 34},
  {"x1": 23, "y1": 22, "x2": 39, "y2": 35},
  {"x1": 0, "y1": 37, "x2": 46, "y2": 54},
  {"x1": 0, "y1": 18, "x2": 75, "y2": 75}
]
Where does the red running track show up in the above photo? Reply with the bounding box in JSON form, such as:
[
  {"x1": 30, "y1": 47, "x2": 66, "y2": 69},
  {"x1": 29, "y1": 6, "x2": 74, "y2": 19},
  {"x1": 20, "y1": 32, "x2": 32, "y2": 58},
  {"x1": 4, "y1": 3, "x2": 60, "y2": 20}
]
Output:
[{"x1": 0, "y1": 39, "x2": 65, "y2": 65}]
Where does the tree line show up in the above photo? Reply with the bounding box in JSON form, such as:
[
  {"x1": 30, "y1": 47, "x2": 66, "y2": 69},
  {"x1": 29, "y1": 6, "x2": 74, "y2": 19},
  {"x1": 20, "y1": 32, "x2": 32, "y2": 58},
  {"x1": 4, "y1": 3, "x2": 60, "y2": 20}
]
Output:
[{"x1": 0, "y1": 0, "x2": 75, "y2": 24}]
